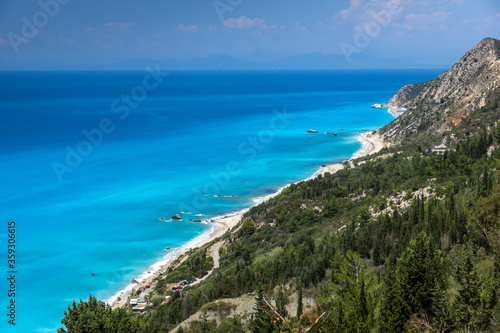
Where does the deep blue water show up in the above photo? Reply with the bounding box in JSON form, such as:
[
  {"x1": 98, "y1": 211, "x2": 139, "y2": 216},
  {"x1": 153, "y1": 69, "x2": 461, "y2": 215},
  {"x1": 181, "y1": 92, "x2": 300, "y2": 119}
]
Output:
[{"x1": 0, "y1": 69, "x2": 444, "y2": 332}]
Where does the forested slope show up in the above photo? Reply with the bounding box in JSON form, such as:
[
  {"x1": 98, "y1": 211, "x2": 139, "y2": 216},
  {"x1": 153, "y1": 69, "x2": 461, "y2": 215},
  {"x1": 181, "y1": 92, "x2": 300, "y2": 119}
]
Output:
[
  {"x1": 57, "y1": 39, "x2": 500, "y2": 333},
  {"x1": 58, "y1": 124, "x2": 500, "y2": 332}
]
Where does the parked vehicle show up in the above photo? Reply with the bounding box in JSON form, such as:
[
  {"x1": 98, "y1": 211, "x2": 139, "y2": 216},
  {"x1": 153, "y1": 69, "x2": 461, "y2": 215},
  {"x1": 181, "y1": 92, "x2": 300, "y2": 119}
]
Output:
[{"x1": 172, "y1": 275, "x2": 201, "y2": 291}]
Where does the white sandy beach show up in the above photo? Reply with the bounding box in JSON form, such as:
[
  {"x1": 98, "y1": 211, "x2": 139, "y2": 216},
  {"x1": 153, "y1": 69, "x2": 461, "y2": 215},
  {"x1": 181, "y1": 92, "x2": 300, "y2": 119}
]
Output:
[
  {"x1": 386, "y1": 104, "x2": 406, "y2": 118},
  {"x1": 110, "y1": 130, "x2": 386, "y2": 309},
  {"x1": 388, "y1": 108, "x2": 400, "y2": 118}
]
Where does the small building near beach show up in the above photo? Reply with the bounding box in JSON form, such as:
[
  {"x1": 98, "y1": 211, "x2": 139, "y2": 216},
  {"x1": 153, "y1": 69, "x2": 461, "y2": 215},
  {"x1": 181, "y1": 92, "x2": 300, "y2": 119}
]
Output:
[
  {"x1": 431, "y1": 147, "x2": 456, "y2": 155},
  {"x1": 137, "y1": 296, "x2": 148, "y2": 307},
  {"x1": 132, "y1": 306, "x2": 146, "y2": 314}
]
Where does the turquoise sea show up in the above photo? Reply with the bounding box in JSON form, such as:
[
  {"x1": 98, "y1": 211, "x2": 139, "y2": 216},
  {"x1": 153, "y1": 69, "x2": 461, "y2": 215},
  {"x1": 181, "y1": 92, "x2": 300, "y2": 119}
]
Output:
[{"x1": 0, "y1": 69, "x2": 444, "y2": 331}]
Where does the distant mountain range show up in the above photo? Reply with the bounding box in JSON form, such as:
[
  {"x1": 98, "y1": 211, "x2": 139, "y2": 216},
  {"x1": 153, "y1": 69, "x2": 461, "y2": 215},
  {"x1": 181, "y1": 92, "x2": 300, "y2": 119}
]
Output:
[
  {"x1": 0, "y1": 51, "x2": 451, "y2": 71},
  {"x1": 84, "y1": 52, "x2": 450, "y2": 70}
]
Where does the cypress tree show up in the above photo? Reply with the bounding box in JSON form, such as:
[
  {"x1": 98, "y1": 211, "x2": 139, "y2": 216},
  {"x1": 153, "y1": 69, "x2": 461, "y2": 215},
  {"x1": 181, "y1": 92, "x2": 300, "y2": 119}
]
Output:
[
  {"x1": 398, "y1": 233, "x2": 443, "y2": 317},
  {"x1": 249, "y1": 288, "x2": 278, "y2": 333},
  {"x1": 354, "y1": 278, "x2": 369, "y2": 333},
  {"x1": 297, "y1": 286, "x2": 303, "y2": 318},
  {"x1": 482, "y1": 167, "x2": 489, "y2": 196},
  {"x1": 419, "y1": 195, "x2": 425, "y2": 223},
  {"x1": 379, "y1": 255, "x2": 406, "y2": 333},
  {"x1": 453, "y1": 257, "x2": 481, "y2": 327},
  {"x1": 372, "y1": 242, "x2": 383, "y2": 266}
]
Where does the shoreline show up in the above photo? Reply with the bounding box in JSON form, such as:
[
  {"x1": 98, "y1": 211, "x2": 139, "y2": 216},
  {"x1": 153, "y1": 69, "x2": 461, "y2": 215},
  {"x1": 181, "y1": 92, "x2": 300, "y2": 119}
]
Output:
[
  {"x1": 372, "y1": 103, "x2": 401, "y2": 118},
  {"x1": 109, "y1": 130, "x2": 386, "y2": 309},
  {"x1": 388, "y1": 108, "x2": 400, "y2": 118},
  {"x1": 386, "y1": 104, "x2": 405, "y2": 118}
]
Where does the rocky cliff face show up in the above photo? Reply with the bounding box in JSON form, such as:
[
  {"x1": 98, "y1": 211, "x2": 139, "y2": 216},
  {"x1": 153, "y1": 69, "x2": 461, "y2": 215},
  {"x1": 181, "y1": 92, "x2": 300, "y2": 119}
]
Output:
[
  {"x1": 388, "y1": 80, "x2": 430, "y2": 108},
  {"x1": 381, "y1": 38, "x2": 500, "y2": 142}
]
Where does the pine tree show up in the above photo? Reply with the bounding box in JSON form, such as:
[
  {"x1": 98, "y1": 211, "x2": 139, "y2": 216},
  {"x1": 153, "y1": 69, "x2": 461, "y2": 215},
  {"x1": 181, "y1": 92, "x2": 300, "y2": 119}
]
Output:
[
  {"x1": 242, "y1": 219, "x2": 256, "y2": 235},
  {"x1": 297, "y1": 286, "x2": 303, "y2": 318},
  {"x1": 354, "y1": 278, "x2": 369, "y2": 333},
  {"x1": 58, "y1": 294, "x2": 139, "y2": 333},
  {"x1": 275, "y1": 286, "x2": 288, "y2": 320},
  {"x1": 379, "y1": 255, "x2": 406, "y2": 333},
  {"x1": 181, "y1": 294, "x2": 193, "y2": 320},
  {"x1": 324, "y1": 197, "x2": 340, "y2": 217},
  {"x1": 249, "y1": 289, "x2": 278, "y2": 333},
  {"x1": 323, "y1": 301, "x2": 346, "y2": 333},
  {"x1": 419, "y1": 195, "x2": 425, "y2": 223},
  {"x1": 453, "y1": 256, "x2": 480, "y2": 327},
  {"x1": 372, "y1": 243, "x2": 383, "y2": 266},
  {"x1": 481, "y1": 167, "x2": 489, "y2": 196},
  {"x1": 398, "y1": 233, "x2": 443, "y2": 318}
]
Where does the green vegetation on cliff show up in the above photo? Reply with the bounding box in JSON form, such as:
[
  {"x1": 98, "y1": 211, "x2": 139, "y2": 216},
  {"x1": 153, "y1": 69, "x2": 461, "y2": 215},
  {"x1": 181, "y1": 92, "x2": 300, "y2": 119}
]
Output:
[
  {"x1": 58, "y1": 39, "x2": 500, "y2": 332},
  {"x1": 59, "y1": 122, "x2": 500, "y2": 332}
]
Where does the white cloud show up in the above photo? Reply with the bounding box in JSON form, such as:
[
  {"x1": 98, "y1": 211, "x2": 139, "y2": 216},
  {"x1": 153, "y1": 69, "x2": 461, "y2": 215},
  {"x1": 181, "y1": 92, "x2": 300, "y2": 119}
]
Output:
[
  {"x1": 57, "y1": 36, "x2": 74, "y2": 44},
  {"x1": 292, "y1": 21, "x2": 307, "y2": 32},
  {"x1": 392, "y1": 22, "x2": 413, "y2": 31},
  {"x1": 394, "y1": 30, "x2": 405, "y2": 38},
  {"x1": 83, "y1": 27, "x2": 96, "y2": 33},
  {"x1": 406, "y1": 11, "x2": 452, "y2": 22},
  {"x1": 177, "y1": 24, "x2": 199, "y2": 33},
  {"x1": 403, "y1": 11, "x2": 453, "y2": 32},
  {"x1": 335, "y1": 0, "x2": 404, "y2": 23},
  {"x1": 340, "y1": 0, "x2": 363, "y2": 20},
  {"x1": 0, "y1": 38, "x2": 9, "y2": 46},
  {"x1": 104, "y1": 22, "x2": 134, "y2": 30},
  {"x1": 223, "y1": 16, "x2": 271, "y2": 29},
  {"x1": 152, "y1": 30, "x2": 168, "y2": 41}
]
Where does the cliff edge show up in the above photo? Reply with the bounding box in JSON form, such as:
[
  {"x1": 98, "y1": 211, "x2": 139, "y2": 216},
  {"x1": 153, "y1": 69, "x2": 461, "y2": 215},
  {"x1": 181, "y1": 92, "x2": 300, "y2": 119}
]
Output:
[{"x1": 381, "y1": 37, "x2": 500, "y2": 143}]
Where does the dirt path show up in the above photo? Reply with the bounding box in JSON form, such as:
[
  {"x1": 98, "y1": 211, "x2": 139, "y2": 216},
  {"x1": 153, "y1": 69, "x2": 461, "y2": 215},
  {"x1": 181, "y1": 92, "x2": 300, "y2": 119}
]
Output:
[
  {"x1": 211, "y1": 241, "x2": 222, "y2": 270},
  {"x1": 190, "y1": 241, "x2": 222, "y2": 288}
]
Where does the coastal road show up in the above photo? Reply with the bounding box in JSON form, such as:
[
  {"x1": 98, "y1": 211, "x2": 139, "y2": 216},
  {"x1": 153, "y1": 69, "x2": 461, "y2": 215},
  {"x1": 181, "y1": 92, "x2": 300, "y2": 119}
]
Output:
[
  {"x1": 191, "y1": 241, "x2": 222, "y2": 287},
  {"x1": 212, "y1": 241, "x2": 222, "y2": 270}
]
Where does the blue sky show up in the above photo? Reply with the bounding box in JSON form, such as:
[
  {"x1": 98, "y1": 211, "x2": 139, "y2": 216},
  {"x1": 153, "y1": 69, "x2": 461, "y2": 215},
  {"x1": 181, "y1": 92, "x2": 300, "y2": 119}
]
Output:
[{"x1": 0, "y1": 0, "x2": 499, "y2": 69}]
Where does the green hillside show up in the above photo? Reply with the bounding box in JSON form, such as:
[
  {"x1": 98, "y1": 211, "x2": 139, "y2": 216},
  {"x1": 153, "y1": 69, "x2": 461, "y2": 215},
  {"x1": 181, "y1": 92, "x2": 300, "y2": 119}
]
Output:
[{"x1": 57, "y1": 40, "x2": 500, "y2": 333}]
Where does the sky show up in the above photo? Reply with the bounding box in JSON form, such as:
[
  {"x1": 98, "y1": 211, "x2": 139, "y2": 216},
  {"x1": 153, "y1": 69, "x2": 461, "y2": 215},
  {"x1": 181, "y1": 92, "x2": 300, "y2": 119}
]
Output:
[{"x1": 0, "y1": 0, "x2": 499, "y2": 69}]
